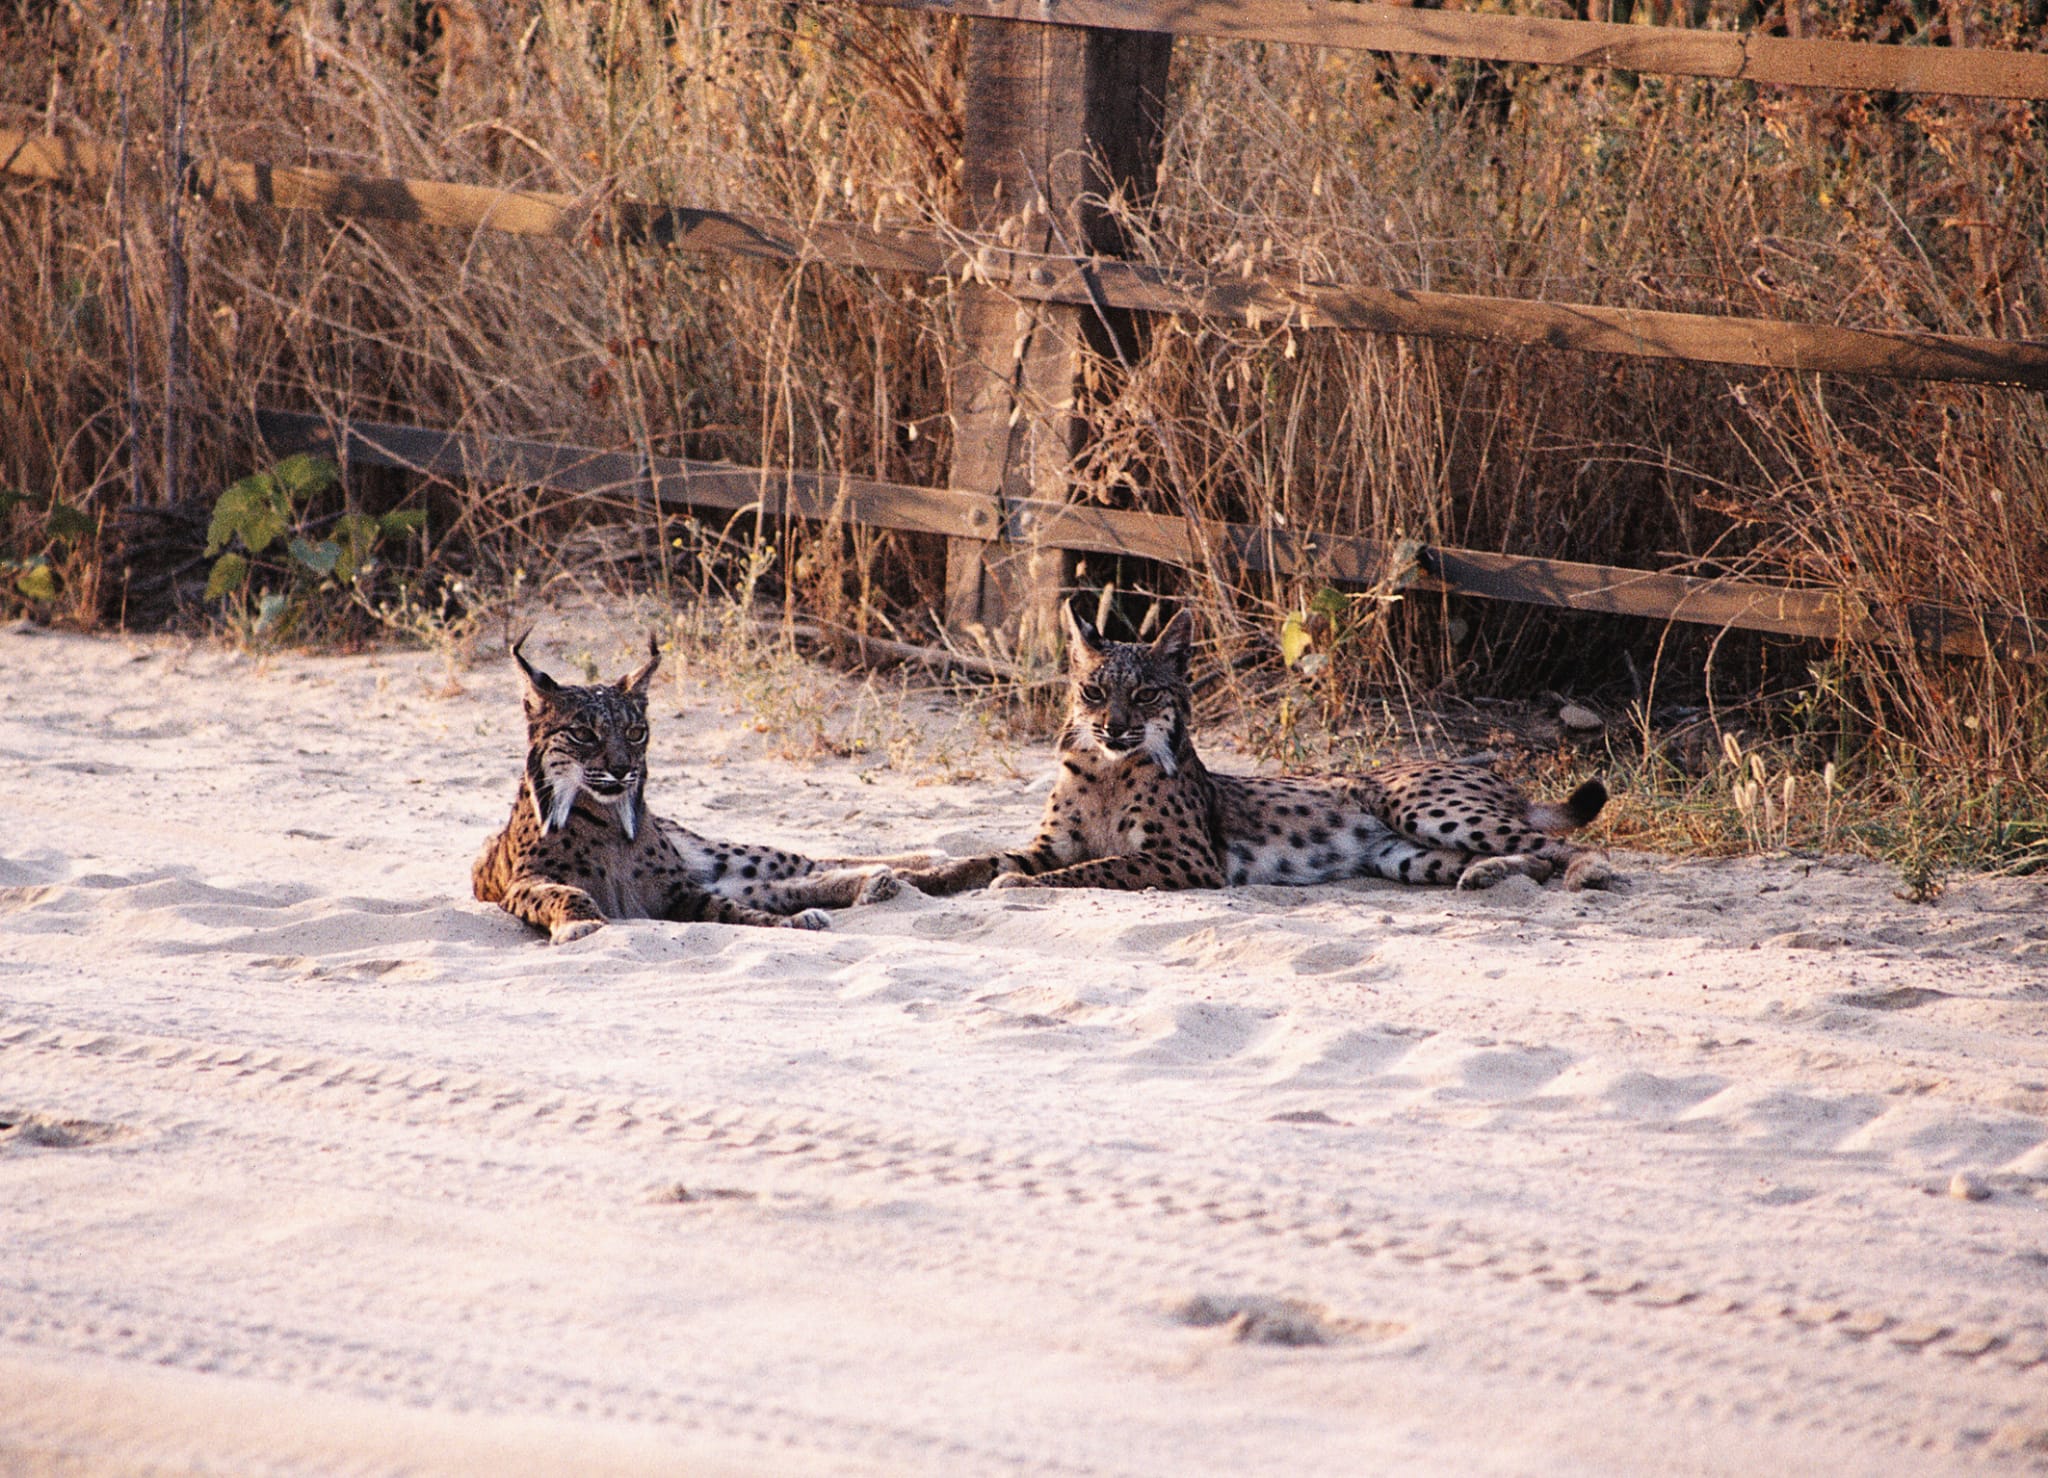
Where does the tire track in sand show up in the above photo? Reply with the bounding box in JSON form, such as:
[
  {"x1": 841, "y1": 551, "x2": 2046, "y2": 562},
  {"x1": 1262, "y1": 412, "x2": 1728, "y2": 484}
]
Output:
[{"x1": 6, "y1": 1014, "x2": 2047, "y2": 1466}]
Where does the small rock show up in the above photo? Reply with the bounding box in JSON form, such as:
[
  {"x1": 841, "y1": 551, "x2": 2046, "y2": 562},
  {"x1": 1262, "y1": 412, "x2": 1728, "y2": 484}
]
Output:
[
  {"x1": 1767, "y1": 929, "x2": 1847, "y2": 950},
  {"x1": 1558, "y1": 702, "x2": 1603, "y2": 731},
  {"x1": 1950, "y1": 1171, "x2": 1992, "y2": 1201}
]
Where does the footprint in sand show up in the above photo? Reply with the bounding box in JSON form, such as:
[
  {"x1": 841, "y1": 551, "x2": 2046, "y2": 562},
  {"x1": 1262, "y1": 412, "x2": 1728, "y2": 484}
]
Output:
[
  {"x1": 1289, "y1": 941, "x2": 1377, "y2": 977},
  {"x1": 1257, "y1": 1025, "x2": 1432, "y2": 1087},
  {"x1": 1830, "y1": 986, "x2": 1951, "y2": 1012},
  {"x1": 1167, "y1": 1293, "x2": 1400, "y2": 1348},
  {"x1": 650, "y1": 1183, "x2": 759, "y2": 1205},
  {"x1": 1527, "y1": 1065, "x2": 1728, "y2": 1119},
  {"x1": 1125, "y1": 1000, "x2": 1274, "y2": 1068},
  {"x1": 1393, "y1": 1038, "x2": 1573, "y2": 1102},
  {"x1": 1114, "y1": 920, "x2": 1214, "y2": 953},
  {"x1": 0, "y1": 851, "x2": 70, "y2": 888},
  {"x1": 0, "y1": 1112, "x2": 132, "y2": 1150},
  {"x1": 1673, "y1": 1082, "x2": 1884, "y2": 1149},
  {"x1": 911, "y1": 912, "x2": 994, "y2": 942}
]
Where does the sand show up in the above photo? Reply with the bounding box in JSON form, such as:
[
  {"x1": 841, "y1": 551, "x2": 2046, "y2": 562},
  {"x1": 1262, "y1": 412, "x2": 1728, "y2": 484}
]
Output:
[{"x1": 3, "y1": 615, "x2": 2046, "y2": 1475}]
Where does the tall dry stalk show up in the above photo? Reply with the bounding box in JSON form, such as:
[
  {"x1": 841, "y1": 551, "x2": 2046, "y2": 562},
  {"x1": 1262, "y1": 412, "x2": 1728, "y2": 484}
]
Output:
[{"x1": 157, "y1": 0, "x2": 191, "y2": 508}]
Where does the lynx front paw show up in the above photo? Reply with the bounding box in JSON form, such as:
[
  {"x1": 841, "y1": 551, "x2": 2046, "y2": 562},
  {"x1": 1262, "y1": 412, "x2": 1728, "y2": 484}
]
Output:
[
  {"x1": 986, "y1": 872, "x2": 1037, "y2": 892},
  {"x1": 784, "y1": 908, "x2": 832, "y2": 930},
  {"x1": 550, "y1": 918, "x2": 604, "y2": 944}
]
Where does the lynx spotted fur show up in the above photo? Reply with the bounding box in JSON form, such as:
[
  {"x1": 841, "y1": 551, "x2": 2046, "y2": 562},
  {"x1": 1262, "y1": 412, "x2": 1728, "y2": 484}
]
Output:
[
  {"x1": 472, "y1": 634, "x2": 925, "y2": 943},
  {"x1": 905, "y1": 604, "x2": 1617, "y2": 896}
]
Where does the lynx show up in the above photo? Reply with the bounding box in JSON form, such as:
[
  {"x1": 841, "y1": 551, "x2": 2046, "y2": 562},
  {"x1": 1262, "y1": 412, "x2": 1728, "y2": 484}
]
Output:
[
  {"x1": 904, "y1": 603, "x2": 1617, "y2": 896},
  {"x1": 473, "y1": 634, "x2": 928, "y2": 942}
]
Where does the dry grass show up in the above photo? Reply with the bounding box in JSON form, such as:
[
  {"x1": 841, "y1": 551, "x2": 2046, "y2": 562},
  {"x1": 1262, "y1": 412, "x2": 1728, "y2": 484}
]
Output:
[{"x1": 2, "y1": 0, "x2": 2044, "y2": 879}]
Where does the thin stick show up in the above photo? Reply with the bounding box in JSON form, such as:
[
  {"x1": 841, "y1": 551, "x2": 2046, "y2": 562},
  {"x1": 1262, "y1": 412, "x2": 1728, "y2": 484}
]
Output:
[
  {"x1": 114, "y1": 14, "x2": 144, "y2": 504},
  {"x1": 756, "y1": 617, "x2": 1037, "y2": 682},
  {"x1": 158, "y1": 0, "x2": 191, "y2": 507}
]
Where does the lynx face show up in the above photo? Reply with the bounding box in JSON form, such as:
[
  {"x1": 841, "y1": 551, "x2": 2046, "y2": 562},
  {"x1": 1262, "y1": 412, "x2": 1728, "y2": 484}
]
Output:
[
  {"x1": 1061, "y1": 605, "x2": 1194, "y2": 777},
  {"x1": 514, "y1": 633, "x2": 660, "y2": 841}
]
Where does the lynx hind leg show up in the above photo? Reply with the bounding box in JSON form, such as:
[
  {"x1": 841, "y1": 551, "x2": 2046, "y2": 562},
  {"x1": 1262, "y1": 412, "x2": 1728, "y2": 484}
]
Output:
[
  {"x1": 1365, "y1": 767, "x2": 1540, "y2": 858},
  {"x1": 1463, "y1": 841, "x2": 1622, "y2": 892},
  {"x1": 894, "y1": 855, "x2": 1004, "y2": 896},
  {"x1": 988, "y1": 848, "x2": 1224, "y2": 892},
  {"x1": 1482, "y1": 833, "x2": 1625, "y2": 891},
  {"x1": 1355, "y1": 834, "x2": 1475, "y2": 888},
  {"x1": 753, "y1": 865, "x2": 902, "y2": 910},
  {"x1": 855, "y1": 867, "x2": 901, "y2": 903},
  {"x1": 1368, "y1": 767, "x2": 1606, "y2": 872},
  {"x1": 824, "y1": 863, "x2": 903, "y2": 905}
]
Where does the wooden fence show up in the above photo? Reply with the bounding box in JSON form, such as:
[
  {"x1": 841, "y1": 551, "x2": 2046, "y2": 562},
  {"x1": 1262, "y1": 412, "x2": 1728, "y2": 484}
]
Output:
[
  {"x1": 866, "y1": 0, "x2": 2048, "y2": 98},
  {"x1": 245, "y1": 409, "x2": 2044, "y2": 663},
  {"x1": 5, "y1": 0, "x2": 2045, "y2": 665}
]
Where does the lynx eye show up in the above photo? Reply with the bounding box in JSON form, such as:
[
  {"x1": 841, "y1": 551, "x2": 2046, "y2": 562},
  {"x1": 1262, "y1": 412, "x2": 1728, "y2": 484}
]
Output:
[
  {"x1": 625, "y1": 724, "x2": 648, "y2": 744},
  {"x1": 1132, "y1": 686, "x2": 1162, "y2": 706},
  {"x1": 568, "y1": 725, "x2": 598, "y2": 745},
  {"x1": 1078, "y1": 684, "x2": 1106, "y2": 706}
]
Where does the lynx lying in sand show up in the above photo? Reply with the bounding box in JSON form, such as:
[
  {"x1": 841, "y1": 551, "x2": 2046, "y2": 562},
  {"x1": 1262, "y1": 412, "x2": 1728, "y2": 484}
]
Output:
[
  {"x1": 905, "y1": 603, "x2": 1618, "y2": 896},
  {"x1": 473, "y1": 634, "x2": 927, "y2": 942}
]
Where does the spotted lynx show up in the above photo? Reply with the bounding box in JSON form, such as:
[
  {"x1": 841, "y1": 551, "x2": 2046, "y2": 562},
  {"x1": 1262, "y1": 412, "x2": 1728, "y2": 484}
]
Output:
[
  {"x1": 473, "y1": 634, "x2": 927, "y2": 943},
  {"x1": 905, "y1": 603, "x2": 1617, "y2": 896}
]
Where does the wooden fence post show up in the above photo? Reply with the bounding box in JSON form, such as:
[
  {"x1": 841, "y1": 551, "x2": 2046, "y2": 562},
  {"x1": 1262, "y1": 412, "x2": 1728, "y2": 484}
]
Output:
[{"x1": 943, "y1": 19, "x2": 1170, "y2": 659}]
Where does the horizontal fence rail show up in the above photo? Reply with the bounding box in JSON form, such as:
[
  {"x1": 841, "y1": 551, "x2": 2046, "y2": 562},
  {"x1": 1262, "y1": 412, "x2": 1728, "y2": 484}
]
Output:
[
  {"x1": 861, "y1": 0, "x2": 2048, "y2": 100},
  {"x1": 255, "y1": 411, "x2": 2046, "y2": 664},
  {"x1": 9, "y1": 130, "x2": 2046, "y2": 390}
]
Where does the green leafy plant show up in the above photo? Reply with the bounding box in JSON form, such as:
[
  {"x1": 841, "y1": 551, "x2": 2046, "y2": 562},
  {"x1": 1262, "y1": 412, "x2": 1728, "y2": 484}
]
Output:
[
  {"x1": 204, "y1": 455, "x2": 424, "y2": 640},
  {"x1": 1279, "y1": 586, "x2": 1350, "y2": 677},
  {"x1": 1278, "y1": 543, "x2": 1425, "y2": 685},
  {"x1": 1, "y1": 487, "x2": 96, "y2": 609}
]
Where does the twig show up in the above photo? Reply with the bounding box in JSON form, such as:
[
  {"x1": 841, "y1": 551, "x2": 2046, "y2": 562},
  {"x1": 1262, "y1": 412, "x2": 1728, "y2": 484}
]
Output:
[
  {"x1": 749, "y1": 616, "x2": 1043, "y2": 683},
  {"x1": 114, "y1": 15, "x2": 144, "y2": 504},
  {"x1": 158, "y1": 0, "x2": 191, "y2": 507}
]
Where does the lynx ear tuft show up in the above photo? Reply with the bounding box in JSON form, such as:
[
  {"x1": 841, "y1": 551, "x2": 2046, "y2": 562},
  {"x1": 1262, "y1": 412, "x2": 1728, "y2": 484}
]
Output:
[
  {"x1": 513, "y1": 629, "x2": 559, "y2": 698},
  {"x1": 1063, "y1": 598, "x2": 1106, "y2": 660},
  {"x1": 621, "y1": 632, "x2": 661, "y2": 695}
]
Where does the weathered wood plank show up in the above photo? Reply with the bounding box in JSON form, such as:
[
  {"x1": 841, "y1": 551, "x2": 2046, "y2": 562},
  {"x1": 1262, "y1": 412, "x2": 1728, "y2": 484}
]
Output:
[
  {"x1": 857, "y1": 0, "x2": 2048, "y2": 101},
  {"x1": 253, "y1": 410, "x2": 1003, "y2": 541},
  {"x1": 254, "y1": 410, "x2": 2045, "y2": 664},
  {"x1": 1062, "y1": 261, "x2": 2048, "y2": 389},
  {"x1": 941, "y1": 18, "x2": 1172, "y2": 655},
  {"x1": 0, "y1": 128, "x2": 952, "y2": 269},
  {"x1": 13, "y1": 129, "x2": 2046, "y2": 389}
]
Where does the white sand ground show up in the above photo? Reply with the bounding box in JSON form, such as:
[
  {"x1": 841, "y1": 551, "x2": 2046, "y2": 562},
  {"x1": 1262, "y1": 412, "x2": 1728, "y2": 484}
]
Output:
[{"x1": 2, "y1": 614, "x2": 2046, "y2": 1476}]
